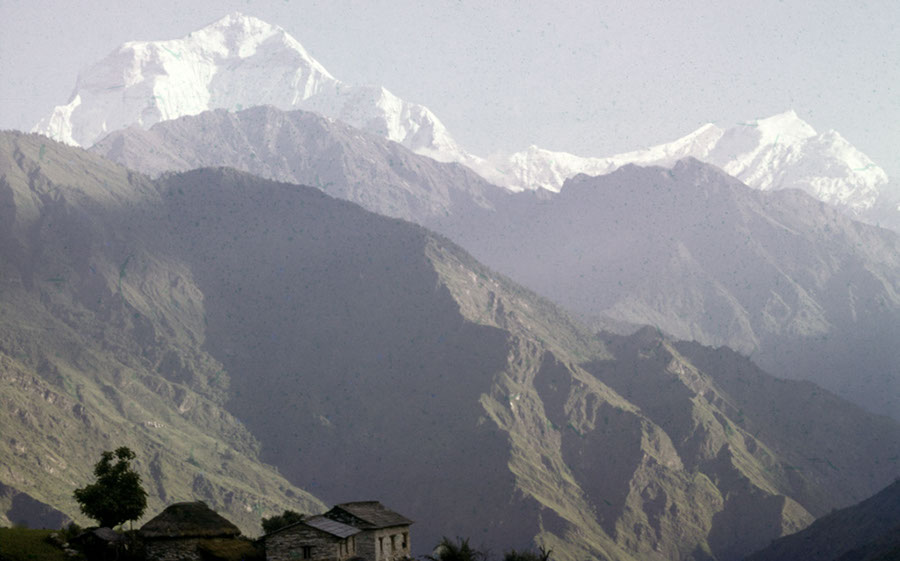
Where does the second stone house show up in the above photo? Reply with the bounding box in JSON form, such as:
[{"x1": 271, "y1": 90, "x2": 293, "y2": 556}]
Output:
[
  {"x1": 262, "y1": 500, "x2": 413, "y2": 561},
  {"x1": 323, "y1": 501, "x2": 413, "y2": 561}
]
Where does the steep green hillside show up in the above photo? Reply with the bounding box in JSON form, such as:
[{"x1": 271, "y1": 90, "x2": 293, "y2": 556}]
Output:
[{"x1": 0, "y1": 132, "x2": 324, "y2": 532}]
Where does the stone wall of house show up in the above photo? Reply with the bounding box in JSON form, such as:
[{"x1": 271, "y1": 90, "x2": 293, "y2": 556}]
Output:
[
  {"x1": 354, "y1": 530, "x2": 377, "y2": 561},
  {"x1": 368, "y1": 526, "x2": 411, "y2": 561},
  {"x1": 265, "y1": 525, "x2": 352, "y2": 561},
  {"x1": 144, "y1": 538, "x2": 202, "y2": 561}
]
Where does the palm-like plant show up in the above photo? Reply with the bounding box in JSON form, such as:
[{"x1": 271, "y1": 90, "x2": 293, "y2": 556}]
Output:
[{"x1": 427, "y1": 537, "x2": 486, "y2": 561}]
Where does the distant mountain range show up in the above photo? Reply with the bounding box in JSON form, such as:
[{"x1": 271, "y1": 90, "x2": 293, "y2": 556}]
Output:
[
  {"x1": 3, "y1": 132, "x2": 900, "y2": 561},
  {"x1": 483, "y1": 111, "x2": 898, "y2": 226},
  {"x1": 34, "y1": 13, "x2": 899, "y2": 229},
  {"x1": 91, "y1": 106, "x2": 900, "y2": 421}
]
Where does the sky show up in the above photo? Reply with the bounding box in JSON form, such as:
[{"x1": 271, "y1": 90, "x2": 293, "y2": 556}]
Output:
[{"x1": 1, "y1": 0, "x2": 898, "y2": 176}]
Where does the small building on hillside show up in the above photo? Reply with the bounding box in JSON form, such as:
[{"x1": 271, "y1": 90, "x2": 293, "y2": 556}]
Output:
[
  {"x1": 262, "y1": 514, "x2": 361, "y2": 561},
  {"x1": 139, "y1": 501, "x2": 246, "y2": 561},
  {"x1": 323, "y1": 501, "x2": 413, "y2": 561},
  {"x1": 70, "y1": 527, "x2": 125, "y2": 561}
]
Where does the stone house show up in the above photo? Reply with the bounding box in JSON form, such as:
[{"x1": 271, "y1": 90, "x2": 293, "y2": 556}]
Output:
[
  {"x1": 323, "y1": 502, "x2": 413, "y2": 561},
  {"x1": 139, "y1": 501, "x2": 244, "y2": 561},
  {"x1": 262, "y1": 514, "x2": 361, "y2": 561}
]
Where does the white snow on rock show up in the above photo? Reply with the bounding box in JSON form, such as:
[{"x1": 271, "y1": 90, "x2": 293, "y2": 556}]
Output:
[
  {"x1": 488, "y1": 110, "x2": 890, "y2": 215},
  {"x1": 32, "y1": 12, "x2": 471, "y2": 165}
]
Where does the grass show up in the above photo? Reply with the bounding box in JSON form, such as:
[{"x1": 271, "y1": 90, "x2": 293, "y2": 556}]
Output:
[{"x1": 0, "y1": 528, "x2": 68, "y2": 561}]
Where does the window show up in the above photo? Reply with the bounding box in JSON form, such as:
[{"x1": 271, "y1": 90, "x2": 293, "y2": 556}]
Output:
[
  {"x1": 379, "y1": 536, "x2": 384, "y2": 553},
  {"x1": 402, "y1": 532, "x2": 408, "y2": 549},
  {"x1": 391, "y1": 534, "x2": 396, "y2": 551},
  {"x1": 302, "y1": 546, "x2": 313, "y2": 559}
]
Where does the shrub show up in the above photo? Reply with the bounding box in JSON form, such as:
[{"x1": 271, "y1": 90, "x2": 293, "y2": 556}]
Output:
[{"x1": 261, "y1": 510, "x2": 305, "y2": 534}]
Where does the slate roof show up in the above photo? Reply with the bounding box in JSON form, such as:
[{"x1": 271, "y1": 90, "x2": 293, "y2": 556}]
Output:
[
  {"x1": 139, "y1": 501, "x2": 241, "y2": 539},
  {"x1": 327, "y1": 501, "x2": 413, "y2": 529},
  {"x1": 303, "y1": 515, "x2": 361, "y2": 539},
  {"x1": 262, "y1": 514, "x2": 360, "y2": 540}
]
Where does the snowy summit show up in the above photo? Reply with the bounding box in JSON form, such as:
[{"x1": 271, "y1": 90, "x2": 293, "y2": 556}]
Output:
[
  {"x1": 486, "y1": 110, "x2": 889, "y2": 214},
  {"x1": 32, "y1": 12, "x2": 467, "y2": 164}
]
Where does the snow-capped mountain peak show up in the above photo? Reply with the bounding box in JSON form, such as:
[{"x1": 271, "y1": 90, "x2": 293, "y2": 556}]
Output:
[
  {"x1": 32, "y1": 15, "x2": 894, "y2": 224},
  {"x1": 752, "y1": 109, "x2": 817, "y2": 145},
  {"x1": 179, "y1": 12, "x2": 329, "y2": 73},
  {"x1": 488, "y1": 109, "x2": 890, "y2": 216},
  {"x1": 477, "y1": 121, "x2": 724, "y2": 193},
  {"x1": 32, "y1": 12, "x2": 469, "y2": 165}
]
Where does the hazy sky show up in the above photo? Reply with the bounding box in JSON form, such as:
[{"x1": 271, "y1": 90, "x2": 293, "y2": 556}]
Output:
[{"x1": 2, "y1": 0, "x2": 898, "y2": 175}]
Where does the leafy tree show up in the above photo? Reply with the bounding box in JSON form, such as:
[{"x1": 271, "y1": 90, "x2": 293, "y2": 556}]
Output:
[
  {"x1": 427, "y1": 537, "x2": 486, "y2": 561},
  {"x1": 261, "y1": 509, "x2": 305, "y2": 534},
  {"x1": 73, "y1": 447, "x2": 148, "y2": 528},
  {"x1": 504, "y1": 547, "x2": 552, "y2": 561}
]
